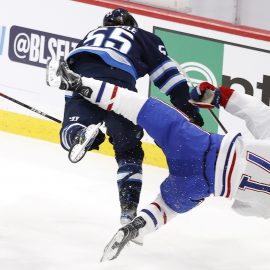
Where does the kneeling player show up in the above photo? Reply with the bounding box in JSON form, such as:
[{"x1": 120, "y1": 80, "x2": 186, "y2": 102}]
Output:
[{"x1": 47, "y1": 60, "x2": 270, "y2": 261}]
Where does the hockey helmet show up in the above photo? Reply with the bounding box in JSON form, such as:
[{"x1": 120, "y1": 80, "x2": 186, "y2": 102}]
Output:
[{"x1": 103, "y1": 8, "x2": 138, "y2": 28}]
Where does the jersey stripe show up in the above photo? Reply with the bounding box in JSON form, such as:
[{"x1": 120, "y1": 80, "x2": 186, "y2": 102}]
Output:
[
  {"x1": 225, "y1": 151, "x2": 237, "y2": 198},
  {"x1": 67, "y1": 46, "x2": 138, "y2": 79},
  {"x1": 150, "y1": 60, "x2": 177, "y2": 82},
  {"x1": 159, "y1": 74, "x2": 186, "y2": 94},
  {"x1": 220, "y1": 133, "x2": 241, "y2": 196}
]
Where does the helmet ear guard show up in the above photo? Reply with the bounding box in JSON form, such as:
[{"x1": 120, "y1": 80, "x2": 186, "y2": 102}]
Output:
[{"x1": 103, "y1": 8, "x2": 138, "y2": 28}]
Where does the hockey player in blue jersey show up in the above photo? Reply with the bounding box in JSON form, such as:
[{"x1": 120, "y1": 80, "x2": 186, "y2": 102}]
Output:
[
  {"x1": 58, "y1": 8, "x2": 204, "y2": 225},
  {"x1": 47, "y1": 61, "x2": 270, "y2": 261}
]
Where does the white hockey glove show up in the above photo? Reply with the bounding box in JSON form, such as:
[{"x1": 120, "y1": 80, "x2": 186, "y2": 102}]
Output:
[{"x1": 189, "y1": 82, "x2": 221, "y2": 109}]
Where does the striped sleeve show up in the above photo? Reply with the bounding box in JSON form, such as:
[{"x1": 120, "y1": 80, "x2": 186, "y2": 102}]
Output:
[{"x1": 150, "y1": 59, "x2": 187, "y2": 95}]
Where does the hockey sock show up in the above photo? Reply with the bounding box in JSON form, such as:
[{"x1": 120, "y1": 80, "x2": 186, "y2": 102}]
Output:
[
  {"x1": 81, "y1": 77, "x2": 147, "y2": 124},
  {"x1": 135, "y1": 193, "x2": 177, "y2": 238},
  {"x1": 118, "y1": 162, "x2": 142, "y2": 209}
]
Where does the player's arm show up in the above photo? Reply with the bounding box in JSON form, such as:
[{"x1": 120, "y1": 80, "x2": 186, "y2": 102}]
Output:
[
  {"x1": 139, "y1": 32, "x2": 204, "y2": 127},
  {"x1": 190, "y1": 83, "x2": 270, "y2": 139}
]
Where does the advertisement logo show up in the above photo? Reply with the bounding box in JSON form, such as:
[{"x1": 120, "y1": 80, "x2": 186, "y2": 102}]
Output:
[
  {"x1": 153, "y1": 27, "x2": 270, "y2": 108},
  {"x1": 183, "y1": 62, "x2": 270, "y2": 106},
  {"x1": 181, "y1": 61, "x2": 218, "y2": 87},
  {"x1": 8, "y1": 25, "x2": 79, "y2": 67},
  {"x1": 0, "y1": 26, "x2": 6, "y2": 56}
]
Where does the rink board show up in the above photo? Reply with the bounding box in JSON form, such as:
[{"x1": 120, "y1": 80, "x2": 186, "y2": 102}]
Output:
[
  {"x1": 0, "y1": 109, "x2": 167, "y2": 167},
  {"x1": 0, "y1": 0, "x2": 269, "y2": 168}
]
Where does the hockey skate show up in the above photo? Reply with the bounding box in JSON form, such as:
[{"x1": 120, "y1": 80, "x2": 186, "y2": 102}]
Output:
[
  {"x1": 120, "y1": 209, "x2": 144, "y2": 246},
  {"x1": 68, "y1": 123, "x2": 101, "y2": 163},
  {"x1": 46, "y1": 59, "x2": 92, "y2": 98},
  {"x1": 101, "y1": 216, "x2": 146, "y2": 262}
]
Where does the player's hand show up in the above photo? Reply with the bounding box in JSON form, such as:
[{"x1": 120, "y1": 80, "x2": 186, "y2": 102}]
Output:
[
  {"x1": 187, "y1": 106, "x2": 204, "y2": 127},
  {"x1": 189, "y1": 82, "x2": 221, "y2": 109},
  {"x1": 181, "y1": 103, "x2": 204, "y2": 127}
]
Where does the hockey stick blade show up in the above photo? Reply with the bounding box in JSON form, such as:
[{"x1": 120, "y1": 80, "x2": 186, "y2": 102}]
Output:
[{"x1": 68, "y1": 123, "x2": 101, "y2": 163}]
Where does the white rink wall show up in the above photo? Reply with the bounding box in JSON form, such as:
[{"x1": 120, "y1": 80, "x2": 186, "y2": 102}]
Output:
[{"x1": 0, "y1": 0, "x2": 269, "y2": 142}]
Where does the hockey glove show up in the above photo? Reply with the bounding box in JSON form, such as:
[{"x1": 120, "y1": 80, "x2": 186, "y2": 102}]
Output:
[
  {"x1": 169, "y1": 87, "x2": 204, "y2": 127},
  {"x1": 182, "y1": 103, "x2": 204, "y2": 127},
  {"x1": 189, "y1": 82, "x2": 221, "y2": 109}
]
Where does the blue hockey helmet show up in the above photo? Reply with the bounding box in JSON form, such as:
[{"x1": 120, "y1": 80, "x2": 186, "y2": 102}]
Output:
[{"x1": 103, "y1": 8, "x2": 138, "y2": 28}]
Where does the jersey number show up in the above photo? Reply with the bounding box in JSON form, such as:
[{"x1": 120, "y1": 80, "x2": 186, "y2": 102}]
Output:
[
  {"x1": 83, "y1": 27, "x2": 134, "y2": 54},
  {"x1": 239, "y1": 152, "x2": 270, "y2": 195}
]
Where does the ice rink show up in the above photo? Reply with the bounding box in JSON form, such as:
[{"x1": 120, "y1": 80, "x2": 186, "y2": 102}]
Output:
[{"x1": 0, "y1": 131, "x2": 269, "y2": 270}]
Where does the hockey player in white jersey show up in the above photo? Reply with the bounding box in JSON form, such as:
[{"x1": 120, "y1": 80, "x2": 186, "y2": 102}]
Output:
[{"x1": 47, "y1": 60, "x2": 270, "y2": 261}]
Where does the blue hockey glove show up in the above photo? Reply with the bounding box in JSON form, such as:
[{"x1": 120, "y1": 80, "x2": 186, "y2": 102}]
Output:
[
  {"x1": 182, "y1": 103, "x2": 204, "y2": 127},
  {"x1": 169, "y1": 86, "x2": 204, "y2": 127},
  {"x1": 190, "y1": 82, "x2": 221, "y2": 109}
]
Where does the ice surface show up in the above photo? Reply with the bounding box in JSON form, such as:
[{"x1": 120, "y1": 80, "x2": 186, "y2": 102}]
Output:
[{"x1": 0, "y1": 131, "x2": 269, "y2": 270}]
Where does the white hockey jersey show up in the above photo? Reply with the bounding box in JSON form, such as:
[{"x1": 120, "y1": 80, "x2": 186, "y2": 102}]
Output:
[{"x1": 214, "y1": 91, "x2": 270, "y2": 218}]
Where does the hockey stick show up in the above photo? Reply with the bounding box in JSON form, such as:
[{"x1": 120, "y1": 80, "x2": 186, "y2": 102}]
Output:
[
  {"x1": 0, "y1": 91, "x2": 101, "y2": 164},
  {"x1": 0, "y1": 92, "x2": 61, "y2": 123},
  {"x1": 170, "y1": 58, "x2": 228, "y2": 134}
]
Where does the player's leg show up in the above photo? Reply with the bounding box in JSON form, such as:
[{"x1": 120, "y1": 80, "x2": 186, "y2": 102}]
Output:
[
  {"x1": 47, "y1": 59, "x2": 211, "y2": 161},
  {"x1": 60, "y1": 94, "x2": 105, "y2": 151},
  {"x1": 101, "y1": 193, "x2": 177, "y2": 261},
  {"x1": 47, "y1": 60, "x2": 144, "y2": 222},
  {"x1": 105, "y1": 111, "x2": 144, "y2": 224}
]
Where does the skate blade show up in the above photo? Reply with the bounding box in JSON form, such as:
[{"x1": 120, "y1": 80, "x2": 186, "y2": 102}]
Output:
[
  {"x1": 100, "y1": 230, "x2": 125, "y2": 262},
  {"x1": 46, "y1": 60, "x2": 61, "y2": 87},
  {"x1": 68, "y1": 123, "x2": 101, "y2": 163},
  {"x1": 68, "y1": 145, "x2": 87, "y2": 163}
]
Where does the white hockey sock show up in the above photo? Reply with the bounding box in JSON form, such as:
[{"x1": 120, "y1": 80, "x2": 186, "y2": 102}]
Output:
[
  {"x1": 136, "y1": 194, "x2": 177, "y2": 238},
  {"x1": 81, "y1": 77, "x2": 147, "y2": 124}
]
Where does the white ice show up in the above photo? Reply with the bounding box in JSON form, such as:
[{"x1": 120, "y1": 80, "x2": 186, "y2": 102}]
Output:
[{"x1": 0, "y1": 131, "x2": 269, "y2": 270}]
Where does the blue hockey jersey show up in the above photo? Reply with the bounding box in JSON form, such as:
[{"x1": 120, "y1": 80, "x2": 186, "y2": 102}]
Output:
[{"x1": 67, "y1": 26, "x2": 187, "y2": 95}]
